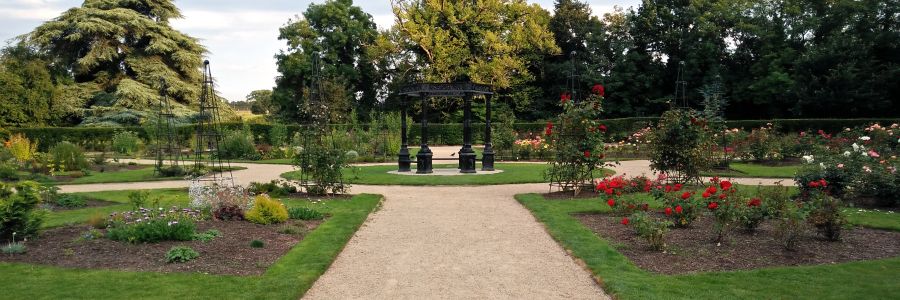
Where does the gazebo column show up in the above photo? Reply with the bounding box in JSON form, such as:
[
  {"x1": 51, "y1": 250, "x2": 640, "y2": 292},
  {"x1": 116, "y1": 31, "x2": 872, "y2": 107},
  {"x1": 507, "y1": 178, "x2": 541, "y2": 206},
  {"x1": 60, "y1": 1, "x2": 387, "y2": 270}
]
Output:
[
  {"x1": 416, "y1": 93, "x2": 433, "y2": 174},
  {"x1": 482, "y1": 94, "x2": 495, "y2": 171},
  {"x1": 398, "y1": 96, "x2": 411, "y2": 172},
  {"x1": 459, "y1": 92, "x2": 476, "y2": 173}
]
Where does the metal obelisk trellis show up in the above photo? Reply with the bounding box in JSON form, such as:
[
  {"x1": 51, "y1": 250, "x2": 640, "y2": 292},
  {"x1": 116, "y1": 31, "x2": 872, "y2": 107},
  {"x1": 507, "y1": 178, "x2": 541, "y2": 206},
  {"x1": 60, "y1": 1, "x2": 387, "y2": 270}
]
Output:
[
  {"x1": 294, "y1": 55, "x2": 345, "y2": 193},
  {"x1": 154, "y1": 78, "x2": 183, "y2": 176},
  {"x1": 192, "y1": 60, "x2": 234, "y2": 186}
]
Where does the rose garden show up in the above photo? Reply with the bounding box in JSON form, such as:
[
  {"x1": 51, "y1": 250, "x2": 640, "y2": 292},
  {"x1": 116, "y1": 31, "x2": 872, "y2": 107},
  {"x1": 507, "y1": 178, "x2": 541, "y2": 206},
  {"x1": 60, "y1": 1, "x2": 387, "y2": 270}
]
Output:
[{"x1": 1, "y1": 0, "x2": 898, "y2": 299}]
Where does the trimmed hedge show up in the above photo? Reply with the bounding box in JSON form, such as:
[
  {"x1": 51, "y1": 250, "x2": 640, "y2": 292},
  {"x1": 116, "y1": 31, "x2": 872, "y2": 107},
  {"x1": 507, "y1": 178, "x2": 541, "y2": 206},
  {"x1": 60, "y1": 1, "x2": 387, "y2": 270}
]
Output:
[{"x1": 9, "y1": 118, "x2": 897, "y2": 150}]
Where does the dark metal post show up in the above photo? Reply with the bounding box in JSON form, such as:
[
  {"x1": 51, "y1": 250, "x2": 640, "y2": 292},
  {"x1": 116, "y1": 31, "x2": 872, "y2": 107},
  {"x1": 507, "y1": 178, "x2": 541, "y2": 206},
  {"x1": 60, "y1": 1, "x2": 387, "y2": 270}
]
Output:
[
  {"x1": 398, "y1": 96, "x2": 411, "y2": 172},
  {"x1": 416, "y1": 93, "x2": 433, "y2": 174},
  {"x1": 459, "y1": 92, "x2": 476, "y2": 173},
  {"x1": 482, "y1": 94, "x2": 495, "y2": 171}
]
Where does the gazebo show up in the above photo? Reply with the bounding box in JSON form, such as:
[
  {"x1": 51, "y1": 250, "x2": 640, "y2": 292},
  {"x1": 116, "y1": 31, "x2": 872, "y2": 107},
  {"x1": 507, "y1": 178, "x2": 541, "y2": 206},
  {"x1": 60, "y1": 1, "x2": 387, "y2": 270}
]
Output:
[{"x1": 397, "y1": 82, "x2": 495, "y2": 174}]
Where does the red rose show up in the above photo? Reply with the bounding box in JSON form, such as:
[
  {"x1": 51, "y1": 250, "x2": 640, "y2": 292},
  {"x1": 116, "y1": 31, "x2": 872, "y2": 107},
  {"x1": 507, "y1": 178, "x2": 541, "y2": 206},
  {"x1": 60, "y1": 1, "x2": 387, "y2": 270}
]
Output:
[
  {"x1": 708, "y1": 202, "x2": 719, "y2": 210},
  {"x1": 681, "y1": 192, "x2": 691, "y2": 200},
  {"x1": 605, "y1": 189, "x2": 614, "y2": 195},
  {"x1": 748, "y1": 198, "x2": 761, "y2": 207},
  {"x1": 592, "y1": 84, "x2": 605, "y2": 96},
  {"x1": 665, "y1": 207, "x2": 673, "y2": 216},
  {"x1": 621, "y1": 217, "x2": 629, "y2": 225},
  {"x1": 597, "y1": 183, "x2": 607, "y2": 190},
  {"x1": 819, "y1": 179, "x2": 828, "y2": 187},
  {"x1": 675, "y1": 205, "x2": 683, "y2": 214},
  {"x1": 598, "y1": 124, "x2": 608, "y2": 132},
  {"x1": 706, "y1": 186, "x2": 718, "y2": 194},
  {"x1": 719, "y1": 180, "x2": 732, "y2": 190},
  {"x1": 702, "y1": 192, "x2": 711, "y2": 198},
  {"x1": 674, "y1": 184, "x2": 683, "y2": 191},
  {"x1": 584, "y1": 150, "x2": 591, "y2": 158},
  {"x1": 560, "y1": 92, "x2": 571, "y2": 103},
  {"x1": 808, "y1": 181, "x2": 820, "y2": 188},
  {"x1": 718, "y1": 193, "x2": 727, "y2": 200},
  {"x1": 665, "y1": 185, "x2": 673, "y2": 193},
  {"x1": 627, "y1": 204, "x2": 636, "y2": 210},
  {"x1": 607, "y1": 199, "x2": 615, "y2": 207}
]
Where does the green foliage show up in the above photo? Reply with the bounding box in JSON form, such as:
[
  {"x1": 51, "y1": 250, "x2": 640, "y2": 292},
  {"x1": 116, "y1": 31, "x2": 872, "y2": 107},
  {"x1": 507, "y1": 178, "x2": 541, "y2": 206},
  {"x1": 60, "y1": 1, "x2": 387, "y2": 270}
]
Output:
[
  {"x1": 165, "y1": 246, "x2": 199, "y2": 263},
  {"x1": 0, "y1": 181, "x2": 46, "y2": 240},
  {"x1": 127, "y1": 190, "x2": 151, "y2": 210},
  {"x1": 0, "y1": 45, "x2": 66, "y2": 127},
  {"x1": 246, "y1": 90, "x2": 274, "y2": 115},
  {"x1": 220, "y1": 129, "x2": 260, "y2": 160},
  {"x1": 806, "y1": 190, "x2": 847, "y2": 241},
  {"x1": 192, "y1": 229, "x2": 221, "y2": 242},
  {"x1": 55, "y1": 194, "x2": 87, "y2": 208},
  {"x1": 24, "y1": 0, "x2": 205, "y2": 115},
  {"x1": 544, "y1": 92, "x2": 607, "y2": 193},
  {"x1": 249, "y1": 239, "x2": 265, "y2": 248},
  {"x1": 248, "y1": 180, "x2": 298, "y2": 198},
  {"x1": 2, "y1": 242, "x2": 26, "y2": 254},
  {"x1": 245, "y1": 195, "x2": 289, "y2": 225},
  {"x1": 288, "y1": 207, "x2": 325, "y2": 221},
  {"x1": 648, "y1": 109, "x2": 715, "y2": 183},
  {"x1": 111, "y1": 131, "x2": 141, "y2": 156},
  {"x1": 107, "y1": 217, "x2": 197, "y2": 244},
  {"x1": 4, "y1": 134, "x2": 38, "y2": 165},
  {"x1": 268, "y1": 123, "x2": 288, "y2": 147},
  {"x1": 49, "y1": 141, "x2": 88, "y2": 171},
  {"x1": 293, "y1": 136, "x2": 350, "y2": 195},
  {"x1": 628, "y1": 211, "x2": 672, "y2": 251}
]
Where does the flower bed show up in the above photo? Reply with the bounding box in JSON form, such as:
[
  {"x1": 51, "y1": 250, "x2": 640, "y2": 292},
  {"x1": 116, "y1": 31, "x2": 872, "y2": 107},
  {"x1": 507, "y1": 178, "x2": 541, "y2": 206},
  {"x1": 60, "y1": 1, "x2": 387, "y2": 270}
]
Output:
[
  {"x1": 575, "y1": 213, "x2": 899, "y2": 274},
  {"x1": 0, "y1": 219, "x2": 322, "y2": 276}
]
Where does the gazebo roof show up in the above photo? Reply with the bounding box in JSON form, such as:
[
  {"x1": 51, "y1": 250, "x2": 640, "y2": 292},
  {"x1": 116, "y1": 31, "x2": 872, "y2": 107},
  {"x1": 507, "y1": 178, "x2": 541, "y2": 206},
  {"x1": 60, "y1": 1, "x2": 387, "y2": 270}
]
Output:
[{"x1": 398, "y1": 82, "x2": 493, "y2": 97}]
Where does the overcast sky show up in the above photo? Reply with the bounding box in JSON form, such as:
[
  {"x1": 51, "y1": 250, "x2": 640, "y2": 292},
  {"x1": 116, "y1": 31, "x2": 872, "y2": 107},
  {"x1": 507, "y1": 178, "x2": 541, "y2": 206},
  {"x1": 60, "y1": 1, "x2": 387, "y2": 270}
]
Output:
[{"x1": 0, "y1": 0, "x2": 640, "y2": 102}]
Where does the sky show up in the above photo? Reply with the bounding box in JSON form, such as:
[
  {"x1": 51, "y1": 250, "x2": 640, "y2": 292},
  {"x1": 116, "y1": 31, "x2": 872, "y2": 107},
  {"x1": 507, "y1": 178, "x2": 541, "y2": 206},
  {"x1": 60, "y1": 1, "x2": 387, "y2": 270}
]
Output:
[{"x1": 0, "y1": 0, "x2": 641, "y2": 102}]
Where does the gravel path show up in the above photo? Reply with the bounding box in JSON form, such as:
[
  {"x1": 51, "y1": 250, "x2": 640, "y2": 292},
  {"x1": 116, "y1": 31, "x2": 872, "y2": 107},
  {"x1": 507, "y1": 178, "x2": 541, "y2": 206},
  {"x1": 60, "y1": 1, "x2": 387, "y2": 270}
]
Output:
[{"x1": 304, "y1": 184, "x2": 608, "y2": 300}]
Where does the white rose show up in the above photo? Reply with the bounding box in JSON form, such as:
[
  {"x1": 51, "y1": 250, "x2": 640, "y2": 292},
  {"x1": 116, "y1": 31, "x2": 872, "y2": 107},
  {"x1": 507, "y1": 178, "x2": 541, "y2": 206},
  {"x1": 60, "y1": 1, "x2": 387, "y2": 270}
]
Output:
[{"x1": 859, "y1": 136, "x2": 871, "y2": 141}]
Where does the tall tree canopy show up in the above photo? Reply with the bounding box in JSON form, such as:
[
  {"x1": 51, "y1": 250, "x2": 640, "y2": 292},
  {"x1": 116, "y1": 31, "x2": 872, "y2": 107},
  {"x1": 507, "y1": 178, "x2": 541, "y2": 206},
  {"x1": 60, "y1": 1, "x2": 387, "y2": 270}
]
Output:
[
  {"x1": 24, "y1": 0, "x2": 206, "y2": 116},
  {"x1": 273, "y1": 0, "x2": 379, "y2": 123},
  {"x1": 392, "y1": 0, "x2": 560, "y2": 88},
  {"x1": 0, "y1": 45, "x2": 68, "y2": 126}
]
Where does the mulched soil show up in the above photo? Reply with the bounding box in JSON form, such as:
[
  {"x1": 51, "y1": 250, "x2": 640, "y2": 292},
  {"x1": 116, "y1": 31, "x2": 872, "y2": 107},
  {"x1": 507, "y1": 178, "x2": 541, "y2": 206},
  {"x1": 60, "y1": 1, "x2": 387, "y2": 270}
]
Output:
[
  {"x1": 0, "y1": 219, "x2": 321, "y2": 276},
  {"x1": 544, "y1": 190, "x2": 602, "y2": 200},
  {"x1": 575, "y1": 213, "x2": 900, "y2": 275}
]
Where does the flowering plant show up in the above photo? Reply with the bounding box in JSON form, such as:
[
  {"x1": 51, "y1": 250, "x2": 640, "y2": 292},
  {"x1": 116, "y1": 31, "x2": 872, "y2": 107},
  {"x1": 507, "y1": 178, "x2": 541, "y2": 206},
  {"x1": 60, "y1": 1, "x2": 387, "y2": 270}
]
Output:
[
  {"x1": 647, "y1": 109, "x2": 715, "y2": 184},
  {"x1": 106, "y1": 206, "x2": 203, "y2": 243},
  {"x1": 189, "y1": 180, "x2": 253, "y2": 219},
  {"x1": 651, "y1": 182, "x2": 700, "y2": 228},
  {"x1": 626, "y1": 211, "x2": 672, "y2": 251},
  {"x1": 544, "y1": 84, "x2": 611, "y2": 194},
  {"x1": 703, "y1": 178, "x2": 741, "y2": 243}
]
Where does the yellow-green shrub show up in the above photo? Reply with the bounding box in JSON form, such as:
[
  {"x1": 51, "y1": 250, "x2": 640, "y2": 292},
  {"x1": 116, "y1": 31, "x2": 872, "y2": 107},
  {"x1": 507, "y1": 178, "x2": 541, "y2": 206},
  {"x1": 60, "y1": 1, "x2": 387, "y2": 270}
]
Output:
[
  {"x1": 245, "y1": 195, "x2": 288, "y2": 225},
  {"x1": 4, "y1": 134, "x2": 38, "y2": 165}
]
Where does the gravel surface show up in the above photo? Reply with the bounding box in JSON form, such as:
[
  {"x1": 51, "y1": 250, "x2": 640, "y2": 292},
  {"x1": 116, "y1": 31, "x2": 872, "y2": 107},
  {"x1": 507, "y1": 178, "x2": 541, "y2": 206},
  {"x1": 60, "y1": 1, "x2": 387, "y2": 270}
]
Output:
[{"x1": 304, "y1": 184, "x2": 609, "y2": 299}]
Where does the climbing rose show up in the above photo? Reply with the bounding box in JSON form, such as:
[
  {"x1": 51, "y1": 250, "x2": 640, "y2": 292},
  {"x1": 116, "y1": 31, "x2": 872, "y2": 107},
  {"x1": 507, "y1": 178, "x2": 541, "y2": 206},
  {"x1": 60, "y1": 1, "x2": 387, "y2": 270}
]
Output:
[
  {"x1": 719, "y1": 180, "x2": 732, "y2": 190},
  {"x1": 592, "y1": 84, "x2": 605, "y2": 96},
  {"x1": 665, "y1": 207, "x2": 673, "y2": 216},
  {"x1": 681, "y1": 192, "x2": 691, "y2": 200},
  {"x1": 607, "y1": 199, "x2": 615, "y2": 207},
  {"x1": 621, "y1": 217, "x2": 629, "y2": 225},
  {"x1": 708, "y1": 202, "x2": 719, "y2": 210},
  {"x1": 675, "y1": 205, "x2": 683, "y2": 214}
]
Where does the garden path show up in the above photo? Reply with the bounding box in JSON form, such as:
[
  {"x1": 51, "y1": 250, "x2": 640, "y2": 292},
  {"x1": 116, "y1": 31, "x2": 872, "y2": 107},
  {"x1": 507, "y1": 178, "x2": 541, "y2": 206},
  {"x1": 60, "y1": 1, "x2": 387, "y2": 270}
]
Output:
[{"x1": 303, "y1": 183, "x2": 609, "y2": 299}]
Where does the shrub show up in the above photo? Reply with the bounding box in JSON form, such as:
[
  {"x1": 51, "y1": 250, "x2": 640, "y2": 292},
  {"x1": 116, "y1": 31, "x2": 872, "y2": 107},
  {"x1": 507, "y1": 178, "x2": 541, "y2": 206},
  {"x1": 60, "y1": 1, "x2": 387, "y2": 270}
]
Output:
[
  {"x1": 106, "y1": 207, "x2": 202, "y2": 243},
  {"x1": 288, "y1": 207, "x2": 325, "y2": 220},
  {"x1": 49, "y1": 141, "x2": 88, "y2": 171},
  {"x1": 278, "y1": 225, "x2": 307, "y2": 235},
  {"x1": 269, "y1": 123, "x2": 289, "y2": 147},
  {"x1": 220, "y1": 129, "x2": 260, "y2": 160},
  {"x1": 4, "y1": 134, "x2": 38, "y2": 165},
  {"x1": 2, "y1": 242, "x2": 26, "y2": 254},
  {"x1": 0, "y1": 162, "x2": 18, "y2": 181},
  {"x1": 293, "y1": 139, "x2": 350, "y2": 195},
  {"x1": 743, "y1": 126, "x2": 778, "y2": 161},
  {"x1": 738, "y1": 197, "x2": 768, "y2": 232},
  {"x1": 111, "y1": 131, "x2": 141, "y2": 156},
  {"x1": 651, "y1": 182, "x2": 701, "y2": 228},
  {"x1": 628, "y1": 211, "x2": 672, "y2": 251},
  {"x1": 249, "y1": 239, "x2": 265, "y2": 248},
  {"x1": 0, "y1": 181, "x2": 45, "y2": 240},
  {"x1": 774, "y1": 200, "x2": 811, "y2": 251},
  {"x1": 165, "y1": 246, "x2": 199, "y2": 263},
  {"x1": 648, "y1": 109, "x2": 715, "y2": 184},
  {"x1": 192, "y1": 229, "x2": 221, "y2": 242},
  {"x1": 188, "y1": 182, "x2": 252, "y2": 219},
  {"x1": 703, "y1": 179, "x2": 741, "y2": 243},
  {"x1": 806, "y1": 186, "x2": 846, "y2": 241},
  {"x1": 248, "y1": 180, "x2": 297, "y2": 198},
  {"x1": 127, "y1": 190, "x2": 150, "y2": 210},
  {"x1": 55, "y1": 194, "x2": 87, "y2": 208},
  {"x1": 245, "y1": 195, "x2": 288, "y2": 225},
  {"x1": 86, "y1": 212, "x2": 107, "y2": 229},
  {"x1": 544, "y1": 89, "x2": 608, "y2": 194}
]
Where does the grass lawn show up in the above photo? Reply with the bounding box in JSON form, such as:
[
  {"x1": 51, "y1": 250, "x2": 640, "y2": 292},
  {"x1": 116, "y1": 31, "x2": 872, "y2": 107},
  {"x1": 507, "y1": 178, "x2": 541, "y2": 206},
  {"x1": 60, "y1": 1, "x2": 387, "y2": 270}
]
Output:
[
  {"x1": 4, "y1": 190, "x2": 382, "y2": 299},
  {"x1": 516, "y1": 193, "x2": 900, "y2": 299},
  {"x1": 281, "y1": 163, "x2": 614, "y2": 186},
  {"x1": 30, "y1": 166, "x2": 246, "y2": 185},
  {"x1": 702, "y1": 162, "x2": 801, "y2": 178}
]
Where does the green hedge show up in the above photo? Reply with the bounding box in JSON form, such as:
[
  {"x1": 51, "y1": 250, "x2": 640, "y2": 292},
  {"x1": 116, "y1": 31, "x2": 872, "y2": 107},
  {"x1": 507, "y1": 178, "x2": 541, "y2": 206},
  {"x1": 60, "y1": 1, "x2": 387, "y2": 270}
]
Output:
[{"x1": 10, "y1": 118, "x2": 897, "y2": 150}]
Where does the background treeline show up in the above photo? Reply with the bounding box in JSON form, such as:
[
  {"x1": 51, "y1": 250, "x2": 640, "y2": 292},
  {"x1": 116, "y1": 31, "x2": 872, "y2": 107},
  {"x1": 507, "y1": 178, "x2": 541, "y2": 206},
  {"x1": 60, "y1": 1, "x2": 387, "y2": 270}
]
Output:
[{"x1": 1, "y1": 0, "x2": 897, "y2": 129}]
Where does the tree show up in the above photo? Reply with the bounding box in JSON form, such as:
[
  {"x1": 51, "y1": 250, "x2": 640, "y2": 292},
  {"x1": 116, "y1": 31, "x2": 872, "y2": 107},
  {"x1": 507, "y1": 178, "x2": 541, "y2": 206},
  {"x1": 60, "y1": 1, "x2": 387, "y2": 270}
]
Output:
[
  {"x1": 274, "y1": 0, "x2": 379, "y2": 123},
  {"x1": 0, "y1": 44, "x2": 67, "y2": 126},
  {"x1": 24, "y1": 0, "x2": 206, "y2": 115},
  {"x1": 246, "y1": 90, "x2": 274, "y2": 115}
]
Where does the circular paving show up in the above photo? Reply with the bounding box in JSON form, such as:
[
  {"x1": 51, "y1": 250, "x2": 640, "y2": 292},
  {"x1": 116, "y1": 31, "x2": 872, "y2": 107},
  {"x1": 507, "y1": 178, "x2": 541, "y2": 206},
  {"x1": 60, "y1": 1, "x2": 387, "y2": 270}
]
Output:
[{"x1": 387, "y1": 168, "x2": 504, "y2": 176}]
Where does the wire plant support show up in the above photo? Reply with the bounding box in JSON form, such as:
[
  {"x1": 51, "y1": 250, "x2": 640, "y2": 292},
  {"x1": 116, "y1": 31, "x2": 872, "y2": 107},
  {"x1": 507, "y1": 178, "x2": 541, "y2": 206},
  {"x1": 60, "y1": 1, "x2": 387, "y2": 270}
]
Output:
[
  {"x1": 154, "y1": 78, "x2": 184, "y2": 176},
  {"x1": 191, "y1": 60, "x2": 235, "y2": 187}
]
